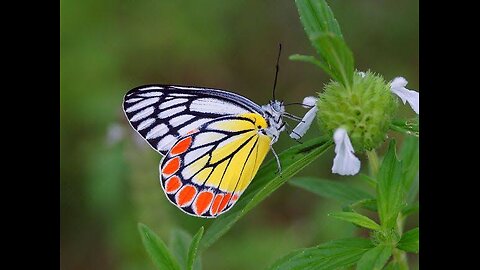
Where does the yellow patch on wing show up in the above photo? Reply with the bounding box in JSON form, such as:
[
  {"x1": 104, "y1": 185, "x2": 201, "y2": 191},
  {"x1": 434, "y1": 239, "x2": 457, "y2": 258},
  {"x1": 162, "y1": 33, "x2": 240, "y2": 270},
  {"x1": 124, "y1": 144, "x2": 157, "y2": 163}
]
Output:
[{"x1": 198, "y1": 113, "x2": 271, "y2": 193}]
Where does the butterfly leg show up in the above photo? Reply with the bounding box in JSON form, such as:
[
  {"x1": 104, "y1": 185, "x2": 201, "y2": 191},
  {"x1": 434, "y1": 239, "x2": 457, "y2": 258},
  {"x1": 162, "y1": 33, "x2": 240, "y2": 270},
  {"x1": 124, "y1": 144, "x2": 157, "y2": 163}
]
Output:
[{"x1": 270, "y1": 145, "x2": 282, "y2": 174}]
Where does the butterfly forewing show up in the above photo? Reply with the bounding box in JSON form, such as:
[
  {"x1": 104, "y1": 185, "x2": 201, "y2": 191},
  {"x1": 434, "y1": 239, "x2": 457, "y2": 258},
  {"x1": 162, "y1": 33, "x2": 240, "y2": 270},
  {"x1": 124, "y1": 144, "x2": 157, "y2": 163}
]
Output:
[
  {"x1": 159, "y1": 113, "x2": 271, "y2": 218},
  {"x1": 123, "y1": 85, "x2": 264, "y2": 155}
]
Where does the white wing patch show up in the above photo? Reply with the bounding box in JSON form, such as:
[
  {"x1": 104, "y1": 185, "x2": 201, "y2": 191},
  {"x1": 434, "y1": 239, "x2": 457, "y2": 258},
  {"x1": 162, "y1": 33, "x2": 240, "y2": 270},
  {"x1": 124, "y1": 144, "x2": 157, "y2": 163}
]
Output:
[
  {"x1": 137, "y1": 118, "x2": 156, "y2": 131},
  {"x1": 146, "y1": 123, "x2": 168, "y2": 139},
  {"x1": 190, "y1": 98, "x2": 249, "y2": 115},
  {"x1": 126, "y1": 97, "x2": 160, "y2": 113},
  {"x1": 130, "y1": 106, "x2": 155, "y2": 122}
]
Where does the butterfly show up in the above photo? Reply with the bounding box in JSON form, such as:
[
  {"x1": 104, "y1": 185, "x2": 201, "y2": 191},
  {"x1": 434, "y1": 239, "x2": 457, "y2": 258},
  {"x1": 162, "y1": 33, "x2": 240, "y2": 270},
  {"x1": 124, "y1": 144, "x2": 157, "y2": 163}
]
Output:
[{"x1": 122, "y1": 47, "x2": 318, "y2": 218}]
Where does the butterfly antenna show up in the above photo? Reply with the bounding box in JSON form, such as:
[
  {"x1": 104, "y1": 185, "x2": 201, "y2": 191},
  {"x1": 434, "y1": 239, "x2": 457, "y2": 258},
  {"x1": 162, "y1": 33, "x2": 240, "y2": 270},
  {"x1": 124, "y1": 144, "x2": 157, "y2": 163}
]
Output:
[{"x1": 272, "y1": 43, "x2": 282, "y2": 101}]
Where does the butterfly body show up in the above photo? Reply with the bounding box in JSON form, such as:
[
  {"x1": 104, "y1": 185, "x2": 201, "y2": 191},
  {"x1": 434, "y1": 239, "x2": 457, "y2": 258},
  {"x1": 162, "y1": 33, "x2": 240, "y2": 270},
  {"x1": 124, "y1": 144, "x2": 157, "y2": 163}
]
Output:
[{"x1": 123, "y1": 85, "x2": 314, "y2": 218}]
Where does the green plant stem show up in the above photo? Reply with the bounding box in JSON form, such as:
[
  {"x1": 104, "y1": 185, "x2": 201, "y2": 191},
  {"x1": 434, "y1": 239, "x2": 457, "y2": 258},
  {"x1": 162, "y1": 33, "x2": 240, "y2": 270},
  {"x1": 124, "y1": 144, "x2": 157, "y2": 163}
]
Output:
[
  {"x1": 392, "y1": 248, "x2": 409, "y2": 270},
  {"x1": 366, "y1": 150, "x2": 380, "y2": 177}
]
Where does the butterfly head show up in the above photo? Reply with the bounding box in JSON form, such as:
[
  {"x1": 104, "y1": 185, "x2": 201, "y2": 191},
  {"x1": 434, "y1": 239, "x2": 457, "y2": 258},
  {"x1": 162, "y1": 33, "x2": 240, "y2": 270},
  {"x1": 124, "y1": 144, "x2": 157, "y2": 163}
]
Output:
[{"x1": 261, "y1": 100, "x2": 286, "y2": 144}]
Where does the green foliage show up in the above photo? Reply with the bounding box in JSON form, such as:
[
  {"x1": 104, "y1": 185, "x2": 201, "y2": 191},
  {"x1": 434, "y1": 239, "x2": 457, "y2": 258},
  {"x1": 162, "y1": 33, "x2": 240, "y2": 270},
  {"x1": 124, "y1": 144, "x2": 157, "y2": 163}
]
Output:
[
  {"x1": 397, "y1": 228, "x2": 419, "y2": 254},
  {"x1": 390, "y1": 118, "x2": 419, "y2": 137},
  {"x1": 139, "y1": 224, "x2": 204, "y2": 270},
  {"x1": 328, "y1": 212, "x2": 381, "y2": 231},
  {"x1": 311, "y1": 33, "x2": 354, "y2": 88},
  {"x1": 356, "y1": 244, "x2": 393, "y2": 270},
  {"x1": 376, "y1": 141, "x2": 406, "y2": 230},
  {"x1": 290, "y1": 177, "x2": 373, "y2": 205},
  {"x1": 187, "y1": 227, "x2": 204, "y2": 270},
  {"x1": 293, "y1": 0, "x2": 354, "y2": 88},
  {"x1": 169, "y1": 229, "x2": 193, "y2": 269},
  {"x1": 138, "y1": 223, "x2": 182, "y2": 270},
  {"x1": 295, "y1": 0, "x2": 343, "y2": 39},
  {"x1": 268, "y1": 238, "x2": 373, "y2": 270}
]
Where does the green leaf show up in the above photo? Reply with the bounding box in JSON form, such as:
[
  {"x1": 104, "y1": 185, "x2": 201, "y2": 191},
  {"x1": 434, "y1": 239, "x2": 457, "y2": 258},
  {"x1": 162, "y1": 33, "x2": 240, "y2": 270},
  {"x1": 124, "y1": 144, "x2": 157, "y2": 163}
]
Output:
[
  {"x1": 294, "y1": 0, "x2": 354, "y2": 87},
  {"x1": 390, "y1": 118, "x2": 419, "y2": 137},
  {"x1": 311, "y1": 33, "x2": 354, "y2": 88},
  {"x1": 399, "y1": 136, "x2": 419, "y2": 192},
  {"x1": 351, "y1": 198, "x2": 378, "y2": 212},
  {"x1": 295, "y1": 0, "x2": 343, "y2": 39},
  {"x1": 268, "y1": 238, "x2": 373, "y2": 270},
  {"x1": 376, "y1": 140, "x2": 406, "y2": 229},
  {"x1": 356, "y1": 244, "x2": 393, "y2": 270},
  {"x1": 169, "y1": 229, "x2": 192, "y2": 270},
  {"x1": 328, "y1": 212, "x2": 381, "y2": 231},
  {"x1": 397, "y1": 227, "x2": 419, "y2": 253},
  {"x1": 358, "y1": 173, "x2": 377, "y2": 189},
  {"x1": 187, "y1": 227, "x2": 204, "y2": 270},
  {"x1": 200, "y1": 136, "x2": 333, "y2": 251},
  {"x1": 290, "y1": 177, "x2": 373, "y2": 204},
  {"x1": 289, "y1": 54, "x2": 337, "y2": 79},
  {"x1": 138, "y1": 223, "x2": 181, "y2": 270}
]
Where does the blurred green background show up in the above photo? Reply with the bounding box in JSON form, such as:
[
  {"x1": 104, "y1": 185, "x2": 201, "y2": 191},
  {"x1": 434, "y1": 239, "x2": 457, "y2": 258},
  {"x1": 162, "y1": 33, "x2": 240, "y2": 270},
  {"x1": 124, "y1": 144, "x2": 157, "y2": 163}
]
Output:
[{"x1": 60, "y1": 0, "x2": 418, "y2": 269}]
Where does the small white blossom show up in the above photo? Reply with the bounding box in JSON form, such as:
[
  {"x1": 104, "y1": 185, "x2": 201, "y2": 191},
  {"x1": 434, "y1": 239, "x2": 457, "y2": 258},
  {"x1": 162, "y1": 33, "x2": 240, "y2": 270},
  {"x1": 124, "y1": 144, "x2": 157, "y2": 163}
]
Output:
[
  {"x1": 390, "y1": 77, "x2": 419, "y2": 114},
  {"x1": 106, "y1": 123, "x2": 125, "y2": 146},
  {"x1": 332, "y1": 128, "x2": 361, "y2": 175},
  {"x1": 290, "y1": 96, "x2": 318, "y2": 140}
]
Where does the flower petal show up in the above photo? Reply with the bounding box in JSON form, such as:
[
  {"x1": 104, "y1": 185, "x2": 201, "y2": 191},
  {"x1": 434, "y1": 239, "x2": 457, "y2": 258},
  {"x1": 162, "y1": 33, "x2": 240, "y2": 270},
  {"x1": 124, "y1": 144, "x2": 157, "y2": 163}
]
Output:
[
  {"x1": 302, "y1": 96, "x2": 318, "y2": 108},
  {"x1": 390, "y1": 77, "x2": 419, "y2": 114},
  {"x1": 332, "y1": 128, "x2": 361, "y2": 175},
  {"x1": 289, "y1": 97, "x2": 318, "y2": 140}
]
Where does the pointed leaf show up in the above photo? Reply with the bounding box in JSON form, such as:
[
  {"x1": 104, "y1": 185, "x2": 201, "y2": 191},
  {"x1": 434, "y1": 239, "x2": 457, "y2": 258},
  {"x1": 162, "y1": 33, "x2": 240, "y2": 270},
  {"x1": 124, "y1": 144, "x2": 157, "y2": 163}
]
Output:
[
  {"x1": 397, "y1": 227, "x2": 419, "y2": 253},
  {"x1": 295, "y1": 0, "x2": 343, "y2": 39},
  {"x1": 356, "y1": 244, "x2": 393, "y2": 270},
  {"x1": 268, "y1": 238, "x2": 373, "y2": 270},
  {"x1": 169, "y1": 229, "x2": 192, "y2": 270},
  {"x1": 328, "y1": 212, "x2": 381, "y2": 231},
  {"x1": 290, "y1": 177, "x2": 373, "y2": 204},
  {"x1": 399, "y1": 136, "x2": 419, "y2": 192},
  {"x1": 390, "y1": 118, "x2": 419, "y2": 137},
  {"x1": 138, "y1": 223, "x2": 181, "y2": 270},
  {"x1": 376, "y1": 141, "x2": 405, "y2": 229},
  {"x1": 311, "y1": 33, "x2": 354, "y2": 88},
  {"x1": 289, "y1": 54, "x2": 337, "y2": 79},
  {"x1": 187, "y1": 227, "x2": 204, "y2": 270},
  {"x1": 200, "y1": 136, "x2": 333, "y2": 251}
]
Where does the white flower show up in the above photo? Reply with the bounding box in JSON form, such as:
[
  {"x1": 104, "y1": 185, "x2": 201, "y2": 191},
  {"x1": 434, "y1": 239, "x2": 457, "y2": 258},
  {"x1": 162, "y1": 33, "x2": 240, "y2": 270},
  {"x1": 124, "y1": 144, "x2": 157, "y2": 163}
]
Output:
[
  {"x1": 290, "y1": 96, "x2": 318, "y2": 140},
  {"x1": 390, "y1": 77, "x2": 419, "y2": 114},
  {"x1": 106, "y1": 123, "x2": 125, "y2": 146},
  {"x1": 332, "y1": 128, "x2": 361, "y2": 175}
]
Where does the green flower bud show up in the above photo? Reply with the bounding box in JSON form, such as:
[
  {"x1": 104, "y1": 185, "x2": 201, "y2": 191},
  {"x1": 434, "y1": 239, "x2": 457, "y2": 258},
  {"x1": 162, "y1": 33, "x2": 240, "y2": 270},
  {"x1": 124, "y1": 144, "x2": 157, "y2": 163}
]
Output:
[{"x1": 316, "y1": 71, "x2": 398, "y2": 152}]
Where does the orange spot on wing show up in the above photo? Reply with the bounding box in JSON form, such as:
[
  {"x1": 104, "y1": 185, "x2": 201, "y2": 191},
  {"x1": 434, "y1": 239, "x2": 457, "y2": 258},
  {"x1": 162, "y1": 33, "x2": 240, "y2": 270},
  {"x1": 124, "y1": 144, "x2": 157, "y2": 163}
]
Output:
[
  {"x1": 231, "y1": 194, "x2": 239, "y2": 203},
  {"x1": 176, "y1": 185, "x2": 197, "y2": 207},
  {"x1": 165, "y1": 176, "x2": 182, "y2": 193},
  {"x1": 194, "y1": 191, "x2": 214, "y2": 215},
  {"x1": 170, "y1": 136, "x2": 192, "y2": 156},
  {"x1": 218, "y1": 193, "x2": 232, "y2": 213},
  {"x1": 163, "y1": 157, "x2": 180, "y2": 176},
  {"x1": 210, "y1": 194, "x2": 224, "y2": 215}
]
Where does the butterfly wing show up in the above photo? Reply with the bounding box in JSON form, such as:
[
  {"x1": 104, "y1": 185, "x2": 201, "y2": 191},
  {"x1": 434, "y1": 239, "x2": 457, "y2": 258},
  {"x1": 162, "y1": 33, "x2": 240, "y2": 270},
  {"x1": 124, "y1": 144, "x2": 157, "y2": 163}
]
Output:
[
  {"x1": 123, "y1": 85, "x2": 264, "y2": 155},
  {"x1": 159, "y1": 113, "x2": 271, "y2": 218}
]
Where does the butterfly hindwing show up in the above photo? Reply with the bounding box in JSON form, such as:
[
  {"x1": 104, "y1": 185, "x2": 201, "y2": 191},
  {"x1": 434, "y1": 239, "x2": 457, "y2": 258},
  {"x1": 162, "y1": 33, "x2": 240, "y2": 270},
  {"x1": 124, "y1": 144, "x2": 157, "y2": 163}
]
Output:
[
  {"x1": 123, "y1": 85, "x2": 264, "y2": 155},
  {"x1": 159, "y1": 113, "x2": 271, "y2": 218}
]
